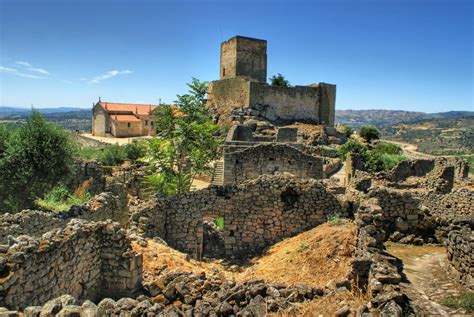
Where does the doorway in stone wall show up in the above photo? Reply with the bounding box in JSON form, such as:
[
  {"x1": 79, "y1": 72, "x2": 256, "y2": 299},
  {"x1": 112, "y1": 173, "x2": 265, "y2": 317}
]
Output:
[{"x1": 201, "y1": 215, "x2": 226, "y2": 259}]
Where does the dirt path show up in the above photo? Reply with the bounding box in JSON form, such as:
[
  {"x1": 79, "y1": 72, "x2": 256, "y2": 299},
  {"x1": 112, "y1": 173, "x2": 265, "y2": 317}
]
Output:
[{"x1": 386, "y1": 243, "x2": 471, "y2": 315}]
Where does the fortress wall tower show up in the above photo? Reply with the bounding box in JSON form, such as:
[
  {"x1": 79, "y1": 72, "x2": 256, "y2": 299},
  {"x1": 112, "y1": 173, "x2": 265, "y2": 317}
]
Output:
[{"x1": 220, "y1": 36, "x2": 267, "y2": 82}]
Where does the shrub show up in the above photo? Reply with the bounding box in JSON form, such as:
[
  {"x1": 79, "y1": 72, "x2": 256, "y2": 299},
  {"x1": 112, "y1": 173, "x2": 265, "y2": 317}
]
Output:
[
  {"x1": 124, "y1": 141, "x2": 147, "y2": 162},
  {"x1": 98, "y1": 144, "x2": 127, "y2": 166},
  {"x1": 36, "y1": 184, "x2": 91, "y2": 213},
  {"x1": 359, "y1": 125, "x2": 380, "y2": 142},
  {"x1": 337, "y1": 140, "x2": 368, "y2": 161},
  {"x1": 327, "y1": 212, "x2": 343, "y2": 226},
  {"x1": 342, "y1": 126, "x2": 353, "y2": 138},
  {"x1": 365, "y1": 152, "x2": 406, "y2": 172},
  {"x1": 372, "y1": 141, "x2": 403, "y2": 155},
  {"x1": 442, "y1": 292, "x2": 474, "y2": 311}
]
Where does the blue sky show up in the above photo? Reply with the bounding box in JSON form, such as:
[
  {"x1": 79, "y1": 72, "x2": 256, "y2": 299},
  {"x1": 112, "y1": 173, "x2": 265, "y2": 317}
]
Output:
[{"x1": 0, "y1": 0, "x2": 472, "y2": 112}]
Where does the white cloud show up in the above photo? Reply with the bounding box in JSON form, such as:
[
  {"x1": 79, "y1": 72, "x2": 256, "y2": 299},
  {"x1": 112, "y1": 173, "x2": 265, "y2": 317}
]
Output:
[
  {"x1": 15, "y1": 61, "x2": 50, "y2": 76},
  {"x1": 0, "y1": 66, "x2": 17, "y2": 72},
  {"x1": 15, "y1": 61, "x2": 32, "y2": 67},
  {"x1": 89, "y1": 70, "x2": 132, "y2": 83},
  {"x1": 0, "y1": 66, "x2": 44, "y2": 79},
  {"x1": 28, "y1": 67, "x2": 50, "y2": 75}
]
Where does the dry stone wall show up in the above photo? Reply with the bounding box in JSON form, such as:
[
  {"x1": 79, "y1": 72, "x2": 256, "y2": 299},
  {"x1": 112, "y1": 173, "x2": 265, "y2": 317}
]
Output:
[
  {"x1": 223, "y1": 143, "x2": 323, "y2": 185},
  {"x1": 0, "y1": 220, "x2": 142, "y2": 310},
  {"x1": 418, "y1": 189, "x2": 474, "y2": 221},
  {"x1": 0, "y1": 183, "x2": 129, "y2": 244},
  {"x1": 445, "y1": 222, "x2": 473, "y2": 290},
  {"x1": 131, "y1": 174, "x2": 346, "y2": 258}
]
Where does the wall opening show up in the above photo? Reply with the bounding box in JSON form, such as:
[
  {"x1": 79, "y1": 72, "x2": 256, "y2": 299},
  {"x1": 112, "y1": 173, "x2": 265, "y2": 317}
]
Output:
[
  {"x1": 280, "y1": 188, "x2": 299, "y2": 211},
  {"x1": 201, "y1": 216, "x2": 226, "y2": 259}
]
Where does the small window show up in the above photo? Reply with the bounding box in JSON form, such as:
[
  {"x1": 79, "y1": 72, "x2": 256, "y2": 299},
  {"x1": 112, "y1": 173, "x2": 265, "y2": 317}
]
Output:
[
  {"x1": 127, "y1": 123, "x2": 131, "y2": 128},
  {"x1": 151, "y1": 121, "x2": 154, "y2": 126},
  {"x1": 223, "y1": 68, "x2": 226, "y2": 76},
  {"x1": 269, "y1": 157, "x2": 274, "y2": 161},
  {"x1": 145, "y1": 120, "x2": 148, "y2": 126}
]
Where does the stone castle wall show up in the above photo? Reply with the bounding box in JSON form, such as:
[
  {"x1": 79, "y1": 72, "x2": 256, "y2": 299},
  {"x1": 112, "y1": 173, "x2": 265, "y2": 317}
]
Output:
[
  {"x1": 387, "y1": 159, "x2": 435, "y2": 182},
  {"x1": 130, "y1": 174, "x2": 345, "y2": 258},
  {"x1": 223, "y1": 144, "x2": 323, "y2": 185},
  {"x1": 248, "y1": 82, "x2": 321, "y2": 123},
  {"x1": 445, "y1": 222, "x2": 473, "y2": 290},
  {"x1": 0, "y1": 220, "x2": 142, "y2": 310}
]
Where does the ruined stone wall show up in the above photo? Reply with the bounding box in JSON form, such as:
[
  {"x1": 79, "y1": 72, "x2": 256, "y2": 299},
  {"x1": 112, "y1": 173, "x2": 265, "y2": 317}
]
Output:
[
  {"x1": 387, "y1": 159, "x2": 435, "y2": 182},
  {"x1": 418, "y1": 189, "x2": 474, "y2": 221},
  {"x1": 249, "y1": 82, "x2": 321, "y2": 124},
  {"x1": 223, "y1": 144, "x2": 323, "y2": 185},
  {"x1": 130, "y1": 175, "x2": 345, "y2": 257},
  {"x1": 70, "y1": 159, "x2": 111, "y2": 196},
  {"x1": 445, "y1": 222, "x2": 474, "y2": 290},
  {"x1": 0, "y1": 220, "x2": 142, "y2": 310},
  {"x1": 0, "y1": 183, "x2": 129, "y2": 244},
  {"x1": 362, "y1": 188, "x2": 421, "y2": 241}
]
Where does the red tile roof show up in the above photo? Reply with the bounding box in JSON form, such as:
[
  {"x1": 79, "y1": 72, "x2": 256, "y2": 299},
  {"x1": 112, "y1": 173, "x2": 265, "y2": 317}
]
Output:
[
  {"x1": 99, "y1": 102, "x2": 159, "y2": 115},
  {"x1": 111, "y1": 115, "x2": 141, "y2": 122}
]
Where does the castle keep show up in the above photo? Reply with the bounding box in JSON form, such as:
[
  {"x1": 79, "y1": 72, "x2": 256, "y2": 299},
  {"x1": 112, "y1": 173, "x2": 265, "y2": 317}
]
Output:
[{"x1": 207, "y1": 36, "x2": 336, "y2": 126}]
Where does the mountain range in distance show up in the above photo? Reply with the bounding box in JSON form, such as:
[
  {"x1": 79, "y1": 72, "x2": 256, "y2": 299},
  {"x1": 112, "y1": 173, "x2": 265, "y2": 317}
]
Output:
[{"x1": 1, "y1": 106, "x2": 472, "y2": 129}]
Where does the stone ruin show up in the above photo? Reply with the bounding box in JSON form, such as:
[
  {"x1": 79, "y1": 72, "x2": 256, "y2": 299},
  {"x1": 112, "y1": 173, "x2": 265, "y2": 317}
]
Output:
[{"x1": 0, "y1": 152, "x2": 473, "y2": 315}]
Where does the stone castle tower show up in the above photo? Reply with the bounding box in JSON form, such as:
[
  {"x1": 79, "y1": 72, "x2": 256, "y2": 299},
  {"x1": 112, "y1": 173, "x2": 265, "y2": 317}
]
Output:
[
  {"x1": 220, "y1": 36, "x2": 267, "y2": 82},
  {"x1": 208, "y1": 35, "x2": 336, "y2": 127}
]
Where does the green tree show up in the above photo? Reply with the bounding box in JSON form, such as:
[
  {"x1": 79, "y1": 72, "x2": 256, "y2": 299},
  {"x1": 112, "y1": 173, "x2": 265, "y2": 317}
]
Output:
[
  {"x1": 269, "y1": 73, "x2": 290, "y2": 87},
  {"x1": 359, "y1": 125, "x2": 380, "y2": 143},
  {"x1": 337, "y1": 140, "x2": 368, "y2": 161},
  {"x1": 0, "y1": 111, "x2": 76, "y2": 213},
  {"x1": 145, "y1": 78, "x2": 222, "y2": 196}
]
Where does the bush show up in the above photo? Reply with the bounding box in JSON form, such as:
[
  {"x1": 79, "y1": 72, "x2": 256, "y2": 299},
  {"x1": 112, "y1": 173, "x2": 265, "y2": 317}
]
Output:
[
  {"x1": 365, "y1": 152, "x2": 405, "y2": 172},
  {"x1": 327, "y1": 212, "x2": 343, "y2": 226},
  {"x1": 269, "y1": 73, "x2": 290, "y2": 87},
  {"x1": 337, "y1": 140, "x2": 368, "y2": 161},
  {"x1": 359, "y1": 125, "x2": 380, "y2": 142},
  {"x1": 36, "y1": 185, "x2": 91, "y2": 213},
  {"x1": 98, "y1": 144, "x2": 127, "y2": 166},
  {"x1": 342, "y1": 126, "x2": 353, "y2": 138},
  {"x1": 442, "y1": 292, "x2": 474, "y2": 311},
  {"x1": 0, "y1": 111, "x2": 76, "y2": 213},
  {"x1": 124, "y1": 141, "x2": 147, "y2": 162},
  {"x1": 373, "y1": 141, "x2": 403, "y2": 155}
]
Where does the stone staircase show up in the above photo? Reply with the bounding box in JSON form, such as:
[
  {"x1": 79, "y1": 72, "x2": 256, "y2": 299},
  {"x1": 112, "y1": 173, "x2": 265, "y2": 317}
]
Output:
[{"x1": 211, "y1": 160, "x2": 224, "y2": 186}]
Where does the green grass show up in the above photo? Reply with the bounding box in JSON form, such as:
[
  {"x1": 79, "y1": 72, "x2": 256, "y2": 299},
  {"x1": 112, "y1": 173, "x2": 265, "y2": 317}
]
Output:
[
  {"x1": 442, "y1": 292, "x2": 474, "y2": 311},
  {"x1": 77, "y1": 146, "x2": 103, "y2": 160},
  {"x1": 327, "y1": 212, "x2": 344, "y2": 226},
  {"x1": 36, "y1": 185, "x2": 91, "y2": 213}
]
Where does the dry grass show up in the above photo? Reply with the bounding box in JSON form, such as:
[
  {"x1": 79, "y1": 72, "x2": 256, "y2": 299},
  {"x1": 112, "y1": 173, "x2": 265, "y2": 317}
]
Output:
[
  {"x1": 237, "y1": 222, "x2": 357, "y2": 287},
  {"x1": 271, "y1": 289, "x2": 369, "y2": 316},
  {"x1": 132, "y1": 240, "x2": 230, "y2": 283}
]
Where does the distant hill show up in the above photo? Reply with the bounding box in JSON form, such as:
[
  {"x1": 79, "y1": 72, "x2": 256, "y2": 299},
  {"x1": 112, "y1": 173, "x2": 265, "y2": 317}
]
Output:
[
  {"x1": 0, "y1": 107, "x2": 91, "y2": 131},
  {"x1": 335, "y1": 109, "x2": 474, "y2": 129}
]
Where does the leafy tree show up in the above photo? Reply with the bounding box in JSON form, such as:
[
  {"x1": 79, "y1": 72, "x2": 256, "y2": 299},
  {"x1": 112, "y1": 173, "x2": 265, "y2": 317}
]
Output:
[
  {"x1": 145, "y1": 78, "x2": 222, "y2": 196},
  {"x1": 365, "y1": 151, "x2": 405, "y2": 172},
  {"x1": 337, "y1": 140, "x2": 368, "y2": 161},
  {"x1": 0, "y1": 111, "x2": 76, "y2": 213},
  {"x1": 124, "y1": 141, "x2": 147, "y2": 162},
  {"x1": 359, "y1": 125, "x2": 380, "y2": 143},
  {"x1": 269, "y1": 73, "x2": 290, "y2": 87}
]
